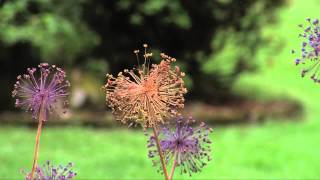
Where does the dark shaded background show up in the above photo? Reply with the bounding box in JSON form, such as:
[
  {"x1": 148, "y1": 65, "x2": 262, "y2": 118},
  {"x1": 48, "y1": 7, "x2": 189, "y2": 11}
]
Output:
[{"x1": 0, "y1": 0, "x2": 284, "y2": 112}]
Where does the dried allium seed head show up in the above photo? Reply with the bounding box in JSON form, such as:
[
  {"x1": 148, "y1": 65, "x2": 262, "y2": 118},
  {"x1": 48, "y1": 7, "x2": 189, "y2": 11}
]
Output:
[
  {"x1": 21, "y1": 160, "x2": 77, "y2": 180},
  {"x1": 293, "y1": 18, "x2": 320, "y2": 82},
  {"x1": 12, "y1": 63, "x2": 70, "y2": 120},
  {"x1": 147, "y1": 116, "x2": 213, "y2": 176},
  {"x1": 104, "y1": 44, "x2": 187, "y2": 127}
]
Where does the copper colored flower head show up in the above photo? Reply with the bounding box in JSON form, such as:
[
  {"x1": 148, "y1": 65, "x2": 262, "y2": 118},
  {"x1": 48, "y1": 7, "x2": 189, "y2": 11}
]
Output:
[{"x1": 104, "y1": 44, "x2": 187, "y2": 127}]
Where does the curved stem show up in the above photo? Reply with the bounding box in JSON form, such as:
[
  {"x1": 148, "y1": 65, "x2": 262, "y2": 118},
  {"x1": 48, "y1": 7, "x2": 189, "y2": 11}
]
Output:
[
  {"x1": 30, "y1": 105, "x2": 45, "y2": 179},
  {"x1": 169, "y1": 152, "x2": 177, "y2": 180},
  {"x1": 152, "y1": 126, "x2": 169, "y2": 180}
]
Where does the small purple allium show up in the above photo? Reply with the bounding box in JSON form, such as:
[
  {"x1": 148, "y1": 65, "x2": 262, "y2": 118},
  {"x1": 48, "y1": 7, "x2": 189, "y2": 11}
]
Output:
[
  {"x1": 293, "y1": 18, "x2": 320, "y2": 82},
  {"x1": 147, "y1": 116, "x2": 213, "y2": 176},
  {"x1": 12, "y1": 63, "x2": 70, "y2": 120},
  {"x1": 21, "y1": 160, "x2": 77, "y2": 180}
]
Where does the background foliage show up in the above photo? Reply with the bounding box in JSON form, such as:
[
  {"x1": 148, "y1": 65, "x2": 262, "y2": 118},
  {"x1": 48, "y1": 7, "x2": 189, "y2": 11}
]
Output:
[{"x1": 0, "y1": 0, "x2": 284, "y2": 111}]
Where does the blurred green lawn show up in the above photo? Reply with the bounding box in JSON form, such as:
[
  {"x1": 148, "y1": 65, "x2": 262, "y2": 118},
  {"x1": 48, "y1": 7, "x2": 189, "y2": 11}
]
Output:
[{"x1": 2, "y1": 0, "x2": 320, "y2": 179}]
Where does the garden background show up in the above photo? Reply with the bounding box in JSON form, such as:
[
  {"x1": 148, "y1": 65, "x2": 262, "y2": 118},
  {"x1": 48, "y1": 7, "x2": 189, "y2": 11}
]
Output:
[{"x1": 1, "y1": 0, "x2": 320, "y2": 179}]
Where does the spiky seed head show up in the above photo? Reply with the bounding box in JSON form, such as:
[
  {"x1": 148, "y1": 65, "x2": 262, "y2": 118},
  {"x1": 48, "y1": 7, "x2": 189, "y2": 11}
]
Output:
[
  {"x1": 293, "y1": 18, "x2": 320, "y2": 83},
  {"x1": 104, "y1": 45, "x2": 187, "y2": 127},
  {"x1": 12, "y1": 63, "x2": 70, "y2": 120},
  {"x1": 147, "y1": 116, "x2": 213, "y2": 176},
  {"x1": 21, "y1": 160, "x2": 77, "y2": 180}
]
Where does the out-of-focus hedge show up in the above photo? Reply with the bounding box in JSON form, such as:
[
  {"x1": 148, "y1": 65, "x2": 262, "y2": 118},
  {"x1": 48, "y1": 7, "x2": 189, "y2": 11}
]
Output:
[{"x1": 0, "y1": 99, "x2": 302, "y2": 127}]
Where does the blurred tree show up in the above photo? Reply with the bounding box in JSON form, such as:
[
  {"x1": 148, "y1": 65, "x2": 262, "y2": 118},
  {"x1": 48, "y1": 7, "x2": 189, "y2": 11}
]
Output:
[
  {"x1": 0, "y1": 0, "x2": 100, "y2": 110},
  {"x1": 0, "y1": 0, "x2": 285, "y2": 111},
  {"x1": 83, "y1": 0, "x2": 285, "y2": 103},
  {"x1": 0, "y1": 0, "x2": 99, "y2": 64}
]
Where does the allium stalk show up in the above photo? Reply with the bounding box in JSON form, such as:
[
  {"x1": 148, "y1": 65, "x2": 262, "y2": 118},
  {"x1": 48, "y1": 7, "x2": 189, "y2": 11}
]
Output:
[
  {"x1": 292, "y1": 18, "x2": 320, "y2": 82},
  {"x1": 169, "y1": 151, "x2": 177, "y2": 180},
  {"x1": 147, "y1": 116, "x2": 213, "y2": 178},
  {"x1": 21, "y1": 160, "x2": 77, "y2": 180},
  {"x1": 31, "y1": 115, "x2": 43, "y2": 179},
  {"x1": 12, "y1": 63, "x2": 70, "y2": 179},
  {"x1": 152, "y1": 126, "x2": 170, "y2": 180}
]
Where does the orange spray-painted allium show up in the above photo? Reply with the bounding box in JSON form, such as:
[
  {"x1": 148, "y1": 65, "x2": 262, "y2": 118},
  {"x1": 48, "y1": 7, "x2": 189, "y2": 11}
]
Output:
[{"x1": 104, "y1": 44, "x2": 187, "y2": 127}]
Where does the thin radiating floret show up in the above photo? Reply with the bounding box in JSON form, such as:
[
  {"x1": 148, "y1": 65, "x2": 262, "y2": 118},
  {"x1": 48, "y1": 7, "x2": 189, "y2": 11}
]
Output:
[
  {"x1": 104, "y1": 44, "x2": 187, "y2": 127},
  {"x1": 21, "y1": 160, "x2": 77, "y2": 180},
  {"x1": 147, "y1": 116, "x2": 213, "y2": 176},
  {"x1": 12, "y1": 63, "x2": 70, "y2": 120},
  {"x1": 292, "y1": 18, "x2": 320, "y2": 82}
]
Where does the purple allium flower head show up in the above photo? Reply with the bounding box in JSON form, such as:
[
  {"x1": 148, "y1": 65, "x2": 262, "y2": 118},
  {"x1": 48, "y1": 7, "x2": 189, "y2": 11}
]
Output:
[
  {"x1": 12, "y1": 63, "x2": 70, "y2": 120},
  {"x1": 147, "y1": 116, "x2": 213, "y2": 176},
  {"x1": 21, "y1": 161, "x2": 77, "y2": 180},
  {"x1": 293, "y1": 18, "x2": 320, "y2": 83}
]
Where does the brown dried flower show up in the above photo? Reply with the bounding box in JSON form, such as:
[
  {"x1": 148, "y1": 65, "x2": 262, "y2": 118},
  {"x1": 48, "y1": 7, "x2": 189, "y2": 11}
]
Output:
[{"x1": 104, "y1": 44, "x2": 187, "y2": 127}]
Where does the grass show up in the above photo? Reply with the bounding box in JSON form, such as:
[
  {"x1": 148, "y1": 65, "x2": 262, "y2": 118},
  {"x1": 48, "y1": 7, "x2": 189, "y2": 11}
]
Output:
[
  {"x1": 1, "y1": 122, "x2": 320, "y2": 179},
  {"x1": 2, "y1": 0, "x2": 320, "y2": 179}
]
